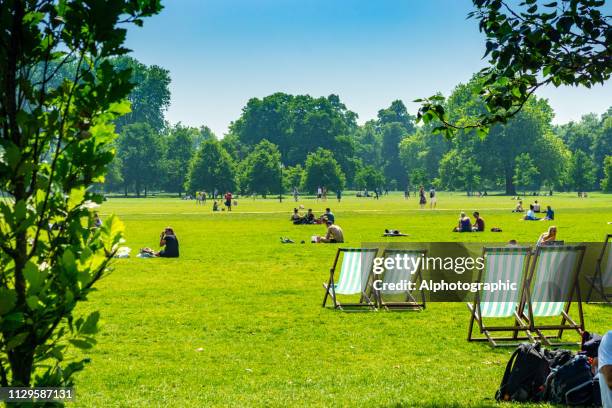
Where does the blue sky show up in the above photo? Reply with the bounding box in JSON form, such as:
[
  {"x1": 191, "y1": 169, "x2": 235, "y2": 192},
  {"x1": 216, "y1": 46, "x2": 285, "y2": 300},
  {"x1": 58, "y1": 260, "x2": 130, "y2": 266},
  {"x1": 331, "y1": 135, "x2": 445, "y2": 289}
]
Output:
[{"x1": 125, "y1": 0, "x2": 611, "y2": 137}]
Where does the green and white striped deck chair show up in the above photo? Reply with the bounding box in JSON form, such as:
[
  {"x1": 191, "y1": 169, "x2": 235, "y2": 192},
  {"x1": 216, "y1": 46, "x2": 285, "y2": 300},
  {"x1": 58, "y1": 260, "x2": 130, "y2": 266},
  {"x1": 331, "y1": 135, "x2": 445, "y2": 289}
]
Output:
[
  {"x1": 586, "y1": 234, "x2": 612, "y2": 304},
  {"x1": 376, "y1": 249, "x2": 427, "y2": 310},
  {"x1": 467, "y1": 246, "x2": 533, "y2": 347},
  {"x1": 522, "y1": 245, "x2": 586, "y2": 345},
  {"x1": 322, "y1": 248, "x2": 378, "y2": 310}
]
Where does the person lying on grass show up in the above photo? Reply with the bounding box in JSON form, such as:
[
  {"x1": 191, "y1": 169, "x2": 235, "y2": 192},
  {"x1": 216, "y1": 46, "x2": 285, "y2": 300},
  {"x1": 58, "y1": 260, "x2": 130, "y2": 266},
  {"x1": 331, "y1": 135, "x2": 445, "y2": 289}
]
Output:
[
  {"x1": 472, "y1": 211, "x2": 485, "y2": 232},
  {"x1": 453, "y1": 211, "x2": 472, "y2": 232},
  {"x1": 140, "y1": 227, "x2": 180, "y2": 258},
  {"x1": 318, "y1": 220, "x2": 344, "y2": 243},
  {"x1": 536, "y1": 226, "x2": 557, "y2": 246}
]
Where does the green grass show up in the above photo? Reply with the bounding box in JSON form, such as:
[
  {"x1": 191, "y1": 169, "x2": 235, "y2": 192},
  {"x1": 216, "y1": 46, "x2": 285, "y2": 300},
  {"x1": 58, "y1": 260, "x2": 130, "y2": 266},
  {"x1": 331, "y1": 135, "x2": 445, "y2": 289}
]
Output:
[{"x1": 72, "y1": 192, "x2": 611, "y2": 407}]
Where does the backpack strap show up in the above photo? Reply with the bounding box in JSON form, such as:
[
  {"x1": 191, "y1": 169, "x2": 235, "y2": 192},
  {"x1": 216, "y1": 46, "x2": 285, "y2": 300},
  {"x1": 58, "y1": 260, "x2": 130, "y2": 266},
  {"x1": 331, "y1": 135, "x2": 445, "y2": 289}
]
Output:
[{"x1": 496, "y1": 346, "x2": 522, "y2": 401}]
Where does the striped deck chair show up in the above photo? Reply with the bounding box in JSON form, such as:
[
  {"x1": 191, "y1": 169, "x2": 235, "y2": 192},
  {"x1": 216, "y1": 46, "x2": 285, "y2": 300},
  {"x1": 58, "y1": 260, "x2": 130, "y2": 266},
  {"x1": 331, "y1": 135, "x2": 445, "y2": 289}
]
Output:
[
  {"x1": 322, "y1": 248, "x2": 378, "y2": 310},
  {"x1": 375, "y1": 249, "x2": 427, "y2": 311},
  {"x1": 522, "y1": 245, "x2": 586, "y2": 346},
  {"x1": 467, "y1": 246, "x2": 533, "y2": 347},
  {"x1": 586, "y1": 234, "x2": 612, "y2": 304}
]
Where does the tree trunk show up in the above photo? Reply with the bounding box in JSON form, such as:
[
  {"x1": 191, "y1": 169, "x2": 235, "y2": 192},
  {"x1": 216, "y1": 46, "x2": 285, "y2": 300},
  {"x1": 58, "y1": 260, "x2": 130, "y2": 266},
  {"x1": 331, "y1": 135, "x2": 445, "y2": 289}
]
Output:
[
  {"x1": 505, "y1": 169, "x2": 516, "y2": 195},
  {"x1": 124, "y1": 185, "x2": 128, "y2": 197},
  {"x1": 8, "y1": 346, "x2": 34, "y2": 386}
]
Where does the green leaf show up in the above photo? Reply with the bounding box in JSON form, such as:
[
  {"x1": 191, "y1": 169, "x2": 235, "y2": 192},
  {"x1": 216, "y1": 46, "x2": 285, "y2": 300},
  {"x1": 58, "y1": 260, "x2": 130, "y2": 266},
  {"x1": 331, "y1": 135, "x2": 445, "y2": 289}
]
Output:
[
  {"x1": 26, "y1": 295, "x2": 40, "y2": 310},
  {"x1": 24, "y1": 261, "x2": 45, "y2": 294},
  {"x1": 69, "y1": 339, "x2": 94, "y2": 349},
  {"x1": 6, "y1": 332, "x2": 29, "y2": 350},
  {"x1": 0, "y1": 288, "x2": 17, "y2": 314},
  {"x1": 109, "y1": 100, "x2": 131, "y2": 115},
  {"x1": 79, "y1": 311, "x2": 100, "y2": 335},
  {"x1": 67, "y1": 187, "x2": 86, "y2": 211}
]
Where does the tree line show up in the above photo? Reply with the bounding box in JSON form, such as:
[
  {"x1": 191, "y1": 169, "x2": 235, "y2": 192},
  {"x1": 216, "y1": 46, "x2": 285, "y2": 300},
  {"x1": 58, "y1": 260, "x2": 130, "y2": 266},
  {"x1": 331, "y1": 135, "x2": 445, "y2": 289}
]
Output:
[{"x1": 107, "y1": 60, "x2": 612, "y2": 197}]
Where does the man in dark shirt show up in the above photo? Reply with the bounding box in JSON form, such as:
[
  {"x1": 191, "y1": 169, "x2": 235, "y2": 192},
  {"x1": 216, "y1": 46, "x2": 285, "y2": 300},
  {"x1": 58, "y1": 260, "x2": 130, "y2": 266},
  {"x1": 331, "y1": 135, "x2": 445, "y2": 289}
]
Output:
[
  {"x1": 158, "y1": 227, "x2": 179, "y2": 258},
  {"x1": 472, "y1": 212, "x2": 485, "y2": 232}
]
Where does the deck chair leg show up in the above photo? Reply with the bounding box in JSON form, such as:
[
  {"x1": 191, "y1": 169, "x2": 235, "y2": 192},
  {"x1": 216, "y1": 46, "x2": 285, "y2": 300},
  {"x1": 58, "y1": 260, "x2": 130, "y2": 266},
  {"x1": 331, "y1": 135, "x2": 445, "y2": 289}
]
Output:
[
  {"x1": 322, "y1": 282, "x2": 330, "y2": 307},
  {"x1": 586, "y1": 275, "x2": 595, "y2": 303},
  {"x1": 467, "y1": 308, "x2": 476, "y2": 341}
]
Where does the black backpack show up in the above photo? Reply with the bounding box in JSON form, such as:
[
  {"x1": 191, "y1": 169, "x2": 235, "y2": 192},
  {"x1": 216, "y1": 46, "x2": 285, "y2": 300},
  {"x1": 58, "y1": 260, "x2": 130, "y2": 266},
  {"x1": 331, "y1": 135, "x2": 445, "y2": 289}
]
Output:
[
  {"x1": 495, "y1": 343, "x2": 550, "y2": 402},
  {"x1": 581, "y1": 331, "x2": 602, "y2": 358},
  {"x1": 545, "y1": 355, "x2": 596, "y2": 406},
  {"x1": 545, "y1": 348, "x2": 574, "y2": 369}
]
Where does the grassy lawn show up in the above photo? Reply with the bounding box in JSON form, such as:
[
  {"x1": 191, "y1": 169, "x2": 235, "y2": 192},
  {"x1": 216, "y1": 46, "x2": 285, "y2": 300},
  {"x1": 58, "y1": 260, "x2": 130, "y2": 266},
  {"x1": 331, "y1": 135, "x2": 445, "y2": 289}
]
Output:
[{"x1": 73, "y1": 192, "x2": 611, "y2": 407}]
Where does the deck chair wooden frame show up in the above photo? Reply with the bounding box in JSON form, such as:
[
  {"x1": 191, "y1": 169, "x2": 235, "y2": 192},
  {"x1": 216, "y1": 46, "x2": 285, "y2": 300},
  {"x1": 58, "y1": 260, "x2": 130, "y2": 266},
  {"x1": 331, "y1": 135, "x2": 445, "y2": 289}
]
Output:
[
  {"x1": 375, "y1": 249, "x2": 427, "y2": 311},
  {"x1": 521, "y1": 244, "x2": 586, "y2": 346},
  {"x1": 322, "y1": 248, "x2": 378, "y2": 311},
  {"x1": 586, "y1": 234, "x2": 611, "y2": 304},
  {"x1": 467, "y1": 246, "x2": 534, "y2": 347}
]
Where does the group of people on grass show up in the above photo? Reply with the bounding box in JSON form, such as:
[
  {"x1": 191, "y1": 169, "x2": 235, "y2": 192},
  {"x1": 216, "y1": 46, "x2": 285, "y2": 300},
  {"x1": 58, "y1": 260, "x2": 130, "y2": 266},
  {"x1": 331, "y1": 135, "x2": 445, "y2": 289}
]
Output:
[
  {"x1": 513, "y1": 199, "x2": 555, "y2": 221},
  {"x1": 289, "y1": 207, "x2": 344, "y2": 243},
  {"x1": 211, "y1": 191, "x2": 235, "y2": 212},
  {"x1": 291, "y1": 207, "x2": 335, "y2": 225},
  {"x1": 452, "y1": 211, "x2": 485, "y2": 232},
  {"x1": 414, "y1": 186, "x2": 437, "y2": 209}
]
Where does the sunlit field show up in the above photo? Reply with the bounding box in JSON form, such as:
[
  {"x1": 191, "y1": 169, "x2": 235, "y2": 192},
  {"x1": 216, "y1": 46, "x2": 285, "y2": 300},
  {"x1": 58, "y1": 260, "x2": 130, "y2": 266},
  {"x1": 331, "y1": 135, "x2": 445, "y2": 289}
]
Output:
[{"x1": 73, "y1": 192, "x2": 611, "y2": 407}]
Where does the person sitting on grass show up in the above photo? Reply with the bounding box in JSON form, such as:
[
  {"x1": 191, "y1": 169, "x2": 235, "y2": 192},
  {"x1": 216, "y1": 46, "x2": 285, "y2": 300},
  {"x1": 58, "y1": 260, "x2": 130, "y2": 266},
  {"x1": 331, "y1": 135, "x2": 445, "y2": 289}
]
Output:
[
  {"x1": 93, "y1": 212, "x2": 103, "y2": 228},
  {"x1": 304, "y1": 209, "x2": 315, "y2": 224},
  {"x1": 453, "y1": 211, "x2": 472, "y2": 232},
  {"x1": 291, "y1": 208, "x2": 302, "y2": 223},
  {"x1": 522, "y1": 204, "x2": 541, "y2": 221},
  {"x1": 543, "y1": 205, "x2": 554, "y2": 220},
  {"x1": 212, "y1": 200, "x2": 219, "y2": 211},
  {"x1": 472, "y1": 211, "x2": 485, "y2": 232},
  {"x1": 140, "y1": 227, "x2": 180, "y2": 258},
  {"x1": 321, "y1": 208, "x2": 335, "y2": 224},
  {"x1": 319, "y1": 220, "x2": 344, "y2": 243},
  {"x1": 512, "y1": 200, "x2": 524, "y2": 212},
  {"x1": 533, "y1": 200, "x2": 541, "y2": 212},
  {"x1": 537, "y1": 226, "x2": 557, "y2": 246}
]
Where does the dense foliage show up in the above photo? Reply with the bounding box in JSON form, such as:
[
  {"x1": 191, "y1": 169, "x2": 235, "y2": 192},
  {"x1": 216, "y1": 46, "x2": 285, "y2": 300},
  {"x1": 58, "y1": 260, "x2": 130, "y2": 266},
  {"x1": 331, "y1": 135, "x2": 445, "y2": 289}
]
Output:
[
  {"x1": 109, "y1": 84, "x2": 610, "y2": 196},
  {"x1": 0, "y1": 0, "x2": 161, "y2": 389},
  {"x1": 417, "y1": 0, "x2": 611, "y2": 137}
]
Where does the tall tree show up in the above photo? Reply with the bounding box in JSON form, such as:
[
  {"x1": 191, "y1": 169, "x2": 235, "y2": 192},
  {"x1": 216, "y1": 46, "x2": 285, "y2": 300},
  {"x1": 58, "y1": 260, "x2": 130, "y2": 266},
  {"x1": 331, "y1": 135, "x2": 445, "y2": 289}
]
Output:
[
  {"x1": 186, "y1": 140, "x2": 236, "y2": 194},
  {"x1": 569, "y1": 150, "x2": 597, "y2": 192},
  {"x1": 513, "y1": 153, "x2": 539, "y2": 195},
  {"x1": 0, "y1": 0, "x2": 161, "y2": 388},
  {"x1": 377, "y1": 100, "x2": 416, "y2": 133},
  {"x1": 161, "y1": 124, "x2": 197, "y2": 196},
  {"x1": 381, "y1": 122, "x2": 408, "y2": 187},
  {"x1": 117, "y1": 123, "x2": 164, "y2": 196},
  {"x1": 113, "y1": 56, "x2": 171, "y2": 132},
  {"x1": 354, "y1": 165, "x2": 385, "y2": 191},
  {"x1": 239, "y1": 140, "x2": 282, "y2": 197},
  {"x1": 601, "y1": 155, "x2": 612, "y2": 193},
  {"x1": 301, "y1": 148, "x2": 345, "y2": 193},
  {"x1": 230, "y1": 93, "x2": 357, "y2": 167}
]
